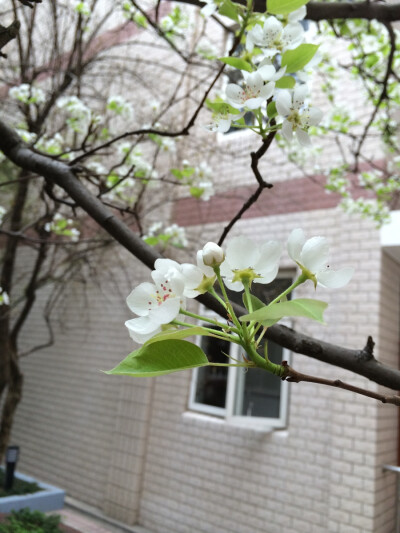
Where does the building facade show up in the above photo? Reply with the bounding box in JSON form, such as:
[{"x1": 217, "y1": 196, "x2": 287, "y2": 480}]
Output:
[{"x1": 5, "y1": 3, "x2": 400, "y2": 532}]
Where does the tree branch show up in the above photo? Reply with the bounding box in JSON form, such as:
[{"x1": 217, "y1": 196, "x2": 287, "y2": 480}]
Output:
[
  {"x1": 173, "y1": 0, "x2": 400, "y2": 22},
  {"x1": 0, "y1": 20, "x2": 20, "y2": 57},
  {"x1": 1, "y1": 118, "x2": 400, "y2": 391}
]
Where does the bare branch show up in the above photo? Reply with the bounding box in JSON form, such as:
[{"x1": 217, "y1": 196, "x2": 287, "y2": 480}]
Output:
[
  {"x1": 2, "y1": 119, "x2": 400, "y2": 391},
  {"x1": 283, "y1": 362, "x2": 400, "y2": 406},
  {"x1": 174, "y1": 0, "x2": 400, "y2": 22}
]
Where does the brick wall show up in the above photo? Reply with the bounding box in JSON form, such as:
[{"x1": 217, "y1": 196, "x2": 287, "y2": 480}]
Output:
[{"x1": 134, "y1": 208, "x2": 396, "y2": 533}]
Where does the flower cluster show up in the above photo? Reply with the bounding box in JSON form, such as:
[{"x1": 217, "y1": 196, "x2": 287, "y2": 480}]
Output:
[
  {"x1": 9, "y1": 83, "x2": 46, "y2": 105},
  {"x1": 125, "y1": 229, "x2": 353, "y2": 344},
  {"x1": 44, "y1": 213, "x2": 80, "y2": 242},
  {"x1": 56, "y1": 96, "x2": 94, "y2": 133},
  {"x1": 171, "y1": 161, "x2": 215, "y2": 201},
  {"x1": 0, "y1": 287, "x2": 10, "y2": 306},
  {"x1": 107, "y1": 95, "x2": 134, "y2": 120},
  {"x1": 204, "y1": 3, "x2": 323, "y2": 145},
  {"x1": 143, "y1": 222, "x2": 188, "y2": 249},
  {"x1": 0, "y1": 206, "x2": 6, "y2": 225}
]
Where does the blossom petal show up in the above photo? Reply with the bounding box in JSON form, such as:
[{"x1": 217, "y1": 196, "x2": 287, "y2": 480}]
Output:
[
  {"x1": 149, "y1": 297, "x2": 182, "y2": 324},
  {"x1": 180, "y1": 263, "x2": 204, "y2": 297},
  {"x1": 275, "y1": 90, "x2": 291, "y2": 116},
  {"x1": 256, "y1": 240, "x2": 282, "y2": 276},
  {"x1": 125, "y1": 317, "x2": 161, "y2": 344},
  {"x1": 201, "y1": 2, "x2": 217, "y2": 17},
  {"x1": 253, "y1": 262, "x2": 279, "y2": 285},
  {"x1": 300, "y1": 236, "x2": 330, "y2": 273},
  {"x1": 216, "y1": 118, "x2": 232, "y2": 132},
  {"x1": 256, "y1": 64, "x2": 274, "y2": 81},
  {"x1": 245, "y1": 97, "x2": 265, "y2": 110},
  {"x1": 317, "y1": 267, "x2": 354, "y2": 289},
  {"x1": 126, "y1": 282, "x2": 156, "y2": 316},
  {"x1": 260, "y1": 81, "x2": 275, "y2": 99},
  {"x1": 245, "y1": 72, "x2": 264, "y2": 93},
  {"x1": 223, "y1": 280, "x2": 244, "y2": 292},
  {"x1": 296, "y1": 128, "x2": 312, "y2": 146},
  {"x1": 196, "y1": 250, "x2": 215, "y2": 277},
  {"x1": 287, "y1": 228, "x2": 306, "y2": 263},
  {"x1": 306, "y1": 107, "x2": 323, "y2": 126},
  {"x1": 153, "y1": 258, "x2": 180, "y2": 273},
  {"x1": 282, "y1": 120, "x2": 293, "y2": 141},
  {"x1": 288, "y1": 5, "x2": 306, "y2": 22},
  {"x1": 264, "y1": 16, "x2": 282, "y2": 41},
  {"x1": 225, "y1": 236, "x2": 260, "y2": 270},
  {"x1": 282, "y1": 23, "x2": 304, "y2": 48},
  {"x1": 293, "y1": 84, "x2": 308, "y2": 109},
  {"x1": 152, "y1": 261, "x2": 185, "y2": 295}
]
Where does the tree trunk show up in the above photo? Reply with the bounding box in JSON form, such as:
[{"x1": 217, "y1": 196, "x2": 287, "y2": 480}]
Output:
[{"x1": 0, "y1": 346, "x2": 23, "y2": 463}]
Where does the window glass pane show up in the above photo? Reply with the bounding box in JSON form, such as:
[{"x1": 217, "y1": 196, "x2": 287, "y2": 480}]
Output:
[
  {"x1": 234, "y1": 341, "x2": 283, "y2": 418},
  {"x1": 194, "y1": 331, "x2": 230, "y2": 408}
]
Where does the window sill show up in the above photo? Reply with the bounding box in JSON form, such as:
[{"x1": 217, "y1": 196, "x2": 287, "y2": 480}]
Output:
[{"x1": 181, "y1": 411, "x2": 288, "y2": 436}]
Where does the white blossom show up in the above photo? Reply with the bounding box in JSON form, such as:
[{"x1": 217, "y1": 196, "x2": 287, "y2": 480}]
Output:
[
  {"x1": 200, "y1": 0, "x2": 218, "y2": 17},
  {"x1": 275, "y1": 85, "x2": 323, "y2": 146},
  {"x1": 107, "y1": 95, "x2": 134, "y2": 120},
  {"x1": 56, "y1": 96, "x2": 92, "y2": 133},
  {"x1": 220, "y1": 236, "x2": 282, "y2": 291},
  {"x1": 164, "y1": 224, "x2": 188, "y2": 247},
  {"x1": 0, "y1": 288, "x2": 9, "y2": 306},
  {"x1": 226, "y1": 71, "x2": 275, "y2": 110},
  {"x1": 16, "y1": 129, "x2": 37, "y2": 144},
  {"x1": 200, "y1": 242, "x2": 224, "y2": 268},
  {"x1": 246, "y1": 15, "x2": 304, "y2": 55},
  {"x1": 9, "y1": 83, "x2": 46, "y2": 105},
  {"x1": 287, "y1": 229, "x2": 354, "y2": 288}
]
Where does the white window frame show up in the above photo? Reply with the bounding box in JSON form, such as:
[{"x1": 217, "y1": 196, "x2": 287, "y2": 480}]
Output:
[{"x1": 188, "y1": 306, "x2": 291, "y2": 430}]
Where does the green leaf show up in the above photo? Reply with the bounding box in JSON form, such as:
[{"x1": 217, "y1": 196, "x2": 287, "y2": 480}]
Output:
[
  {"x1": 281, "y1": 44, "x2": 319, "y2": 73},
  {"x1": 218, "y1": 0, "x2": 239, "y2": 21},
  {"x1": 267, "y1": 0, "x2": 309, "y2": 15},
  {"x1": 190, "y1": 186, "x2": 204, "y2": 198},
  {"x1": 275, "y1": 76, "x2": 296, "y2": 89},
  {"x1": 219, "y1": 57, "x2": 253, "y2": 72},
  {"x1": 105, "y1": 339, "x2": 209, "y2": 377},
  {"x1": 242, "y1": 293, "x2": 265, "y2": 312},
  {"x1": 144, "y1": 236, "x2": 159, "y2": 246},
  {"x1": 267, "y1": 101, "x2": 277, "y2": 118},
  {"x1": 171, "y1": 168, "x2": 183, "y2": 179},
  {"x1": 206, "y1": 99, "x2": 241, "y2": 115},
  {"x1": 145, "y1": 326, "x2": 219, "y2": 345},
  {"x1": 240, "y1": 298, "x2": 328, "y2": 324}
]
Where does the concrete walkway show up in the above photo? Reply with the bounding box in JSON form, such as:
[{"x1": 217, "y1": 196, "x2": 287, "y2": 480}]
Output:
[{"x1": 56, "y1": 499, "x2": 151, "y2": 533}]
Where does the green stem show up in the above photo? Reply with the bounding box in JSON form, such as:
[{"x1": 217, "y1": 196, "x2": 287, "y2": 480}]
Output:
[
  {"x1": 214, "y1": 268, "x2": 242, "y2": 331},
  {"x1": 202, "y1": 326, "x2": 242, "y2": 344},
  {"x1": 172, "y1": 319, "x2": 240, "y2": 343},
  {"x1": 209, "y1": 362, "x2": 251, "y2": 368},
  {"x1": 242, "y1": 280, "x2": 257, "y2": 340},
  {"x1": 180, "y1": 308, "x2": 225, "y2": 328},
  {"x1": 208, "y1": 286, "x2": 228, "y2": 311},
  {"x1": 245, "y1": 342, "x2": 285, "y2": 377},
  {"x1": 268, "y1": 273, "x2": 308, "y2": 306}
]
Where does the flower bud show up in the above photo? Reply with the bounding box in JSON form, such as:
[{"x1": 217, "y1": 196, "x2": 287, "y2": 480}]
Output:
[{"x1": 202, "y1": 242, "x2": 224, "y2": 267}]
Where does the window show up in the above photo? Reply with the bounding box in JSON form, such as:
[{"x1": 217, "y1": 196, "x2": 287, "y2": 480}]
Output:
[{"x1": 189, "y1": 276, "x2": 293, "y2": 429}]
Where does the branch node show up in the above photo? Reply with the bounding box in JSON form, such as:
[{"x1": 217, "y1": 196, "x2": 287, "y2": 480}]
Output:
[{"x1": 358, "y1": 336, "x2": 375, "y2": 361}]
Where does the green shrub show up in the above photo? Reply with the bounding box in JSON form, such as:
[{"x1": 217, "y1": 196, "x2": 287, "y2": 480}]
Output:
[
  {"x1": 0, "y1": 508, "x2": 62, "y2": 532},
  {"x1": 0, "y1": 470, "x2": 42, "y2": 497}
]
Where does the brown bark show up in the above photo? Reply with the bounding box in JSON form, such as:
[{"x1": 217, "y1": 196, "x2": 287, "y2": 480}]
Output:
[
  {"x1": 174, "y1": 0, "x2": 400, "y2": 22},
  {"x1": 0, "y1": 347, "x2": 23, "y2": 462}
]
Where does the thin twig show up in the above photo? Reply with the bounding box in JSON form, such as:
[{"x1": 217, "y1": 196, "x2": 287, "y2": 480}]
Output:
[{"x1": 283, "y1": 362, "x2": 400, "y2": 406}]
